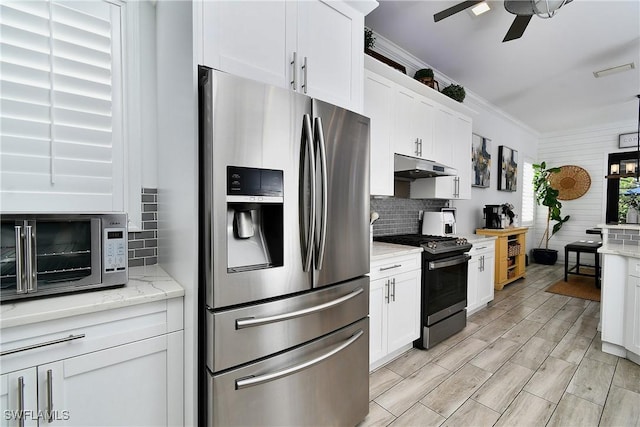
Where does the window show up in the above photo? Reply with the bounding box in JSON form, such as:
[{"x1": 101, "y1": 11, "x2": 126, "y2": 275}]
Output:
[
  {"x1": 0, "y1": 0, "x2": 124, "y2": 212},
  {"x1": 606, "y1": 151, "x2": 640, "y2": 223},
  {"x1": 521, "y1": 159, "x2": 535, "y2": 226}
]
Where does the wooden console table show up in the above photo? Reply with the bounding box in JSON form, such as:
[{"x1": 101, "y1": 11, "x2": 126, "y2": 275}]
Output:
[{"x1": 475, "y1": 227, "x2": 528, "y2": 290}]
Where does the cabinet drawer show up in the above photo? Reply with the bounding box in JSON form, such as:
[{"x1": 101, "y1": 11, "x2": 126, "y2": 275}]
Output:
[
  {"x1": 629, "y1": 259, "x2": 640, "y2": 278},
  {"x1": 0, "y1": 298, "x2": 183, "y2": 374},
  {"x1": 370, "y1": 253, "x2": 421, "y2": 281},
  {"x1": 469, "y1": 241, "x2": 495, "y2": 258}
]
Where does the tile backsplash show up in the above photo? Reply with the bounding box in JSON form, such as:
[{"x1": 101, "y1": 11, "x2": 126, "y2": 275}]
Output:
[
  {"x1": 128, "y1": 188, "x2": 158, "y2": 267},
  {"x1": 604, "y1": 227, "x2": 640, "y2": 246},
  {"x1": 370, "y1": 197, "x2": 448, "y2": 236}
]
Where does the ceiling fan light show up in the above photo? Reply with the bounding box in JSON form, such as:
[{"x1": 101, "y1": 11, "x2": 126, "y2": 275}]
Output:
[
  {"x1": 533, "y1": 0, "x2": 568, "y2": 18},
  {"x1": 471, "y1": 2, "x2": 491, "y2": 16}
]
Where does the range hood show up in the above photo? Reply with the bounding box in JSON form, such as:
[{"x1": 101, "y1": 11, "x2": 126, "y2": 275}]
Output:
[{"x1": 394, "y1": 153, "x2": 457, "y2": 179}]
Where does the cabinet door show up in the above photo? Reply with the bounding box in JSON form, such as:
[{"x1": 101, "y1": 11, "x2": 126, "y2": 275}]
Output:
[
  {"x1": 386, "y1": 270, "x2": 421, "y2": 354},
  {"x1": 625, "y1": 274, "x2": 640, "y2": 356},
  {"x1": 452, "y1": 115, "x2": 472, "y2": 199},
  {"x1": 364, "y1": 71, "x2": 394, "y2": 196},
  {"x1": 369, "y1": 277, "x2": 389, "y2": 366},
  {"x1": 496, "y1": 237, "x2": 509, "y2": 284},
  {"x1": 0, "y1": 369, "x2": 38, "y2": 427},
  {"x1": 478, "y1": 252, "x2": 495, "y2": 305},
  {"x1": 393, "y1": 88, "x2": 421, "y2": 158},
  {"x1": 297, "y1": 0, "x2": 362, "y2": 110},
  {"x1": 466, "y1": 256, "x2": 480, "y2": 314},
  {"x1": 433, "y1": 107, "x2": 454, "y2": 166},
  {"x1": 414, "y1": 98, "x2": 435, "y2": 160},
  {"x1": 202, "y1": 1, "x2": 295, "y2": 89},
  {"x1": 38, "y1": 333, "x2": 181, "y2": 426}
]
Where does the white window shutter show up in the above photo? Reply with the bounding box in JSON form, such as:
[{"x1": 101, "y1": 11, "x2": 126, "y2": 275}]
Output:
[
  {"x1": 521, "y1": 160, "x2": 535, "y2": 226},
  {"x1": 0, "y1": 0, "x2": 123, "y2": 212}
]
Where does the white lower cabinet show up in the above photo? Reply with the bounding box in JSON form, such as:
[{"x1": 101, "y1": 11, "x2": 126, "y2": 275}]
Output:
[
  {"x1": 467, "y1": 241, "x2": 495, "y2": 315},
  {"x1": 369, "y1": 253, "x2": 421, "y2": 370},
  {"x1": 0, "y1": 300, "x2": 184, "y2": 427},
  {"x1": 626, "y1": 260, "x2": 640, "y2": 358}
]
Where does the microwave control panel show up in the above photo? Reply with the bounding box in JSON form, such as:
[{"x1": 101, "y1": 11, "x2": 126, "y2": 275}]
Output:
[{"x1": 104, "y1": 228, "x2": 127, "y2": 273}]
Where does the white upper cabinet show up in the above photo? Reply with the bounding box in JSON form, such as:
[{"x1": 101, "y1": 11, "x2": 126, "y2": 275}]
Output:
[
  {"x1": 433, "y1": 106, "x2": 455, "y2": 166},
  {"x1": 392, "y1": 88, "x2": 434, "y2": 160},
  {"x1": 202, "y1": 0, "x2": 371, "y2": 112},
  {"x1": 364, "y1": 70, "x2": 394, "y2": 196}
]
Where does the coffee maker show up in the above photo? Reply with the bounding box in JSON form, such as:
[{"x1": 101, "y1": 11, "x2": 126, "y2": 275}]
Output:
[{"x1": 483, "y1": 205, "x2": 503, "y2": 229}]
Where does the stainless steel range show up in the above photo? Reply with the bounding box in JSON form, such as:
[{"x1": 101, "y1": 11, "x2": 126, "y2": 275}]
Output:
[{"x1": 375, "y1": 234, "x2": 472, "y2": 349}]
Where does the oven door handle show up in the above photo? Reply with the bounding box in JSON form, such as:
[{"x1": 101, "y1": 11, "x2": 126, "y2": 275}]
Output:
[
  {"x1": 235, "y1": 287, "x2": 364, "y2": 329},
  {"x1": 428, "y1": 254, "x2": 471, "y2": 270},
  {"x1": 235, "y1": 329, "x2": 364, "y2": 390}
]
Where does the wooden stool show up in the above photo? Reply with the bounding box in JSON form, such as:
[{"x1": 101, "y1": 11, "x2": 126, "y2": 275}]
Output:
[{"x1": 564, "y1": 241, "x2": 602, "y2": 288}]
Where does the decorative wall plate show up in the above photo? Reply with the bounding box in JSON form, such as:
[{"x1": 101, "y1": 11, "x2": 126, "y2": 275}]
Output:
[{"x1": 548, "y1": 165, "x2": 591, "y2": 200}]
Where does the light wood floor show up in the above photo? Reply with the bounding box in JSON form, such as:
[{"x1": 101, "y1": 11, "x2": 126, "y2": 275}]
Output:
[{"x1": 361, "y1": 263, "x2": 640, "y2": 427}]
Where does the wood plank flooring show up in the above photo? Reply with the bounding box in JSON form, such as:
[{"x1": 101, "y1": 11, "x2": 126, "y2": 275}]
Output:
[{"x1": 360, "y1": 263, "x2": 640, "y2": 427}]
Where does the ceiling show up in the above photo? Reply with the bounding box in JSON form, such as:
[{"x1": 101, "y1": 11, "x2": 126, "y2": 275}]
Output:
[{"x1": 365, "y1": 0, "x2": 640, "y2": 134}]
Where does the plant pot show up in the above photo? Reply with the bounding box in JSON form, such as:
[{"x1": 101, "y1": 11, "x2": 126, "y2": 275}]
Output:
[{"x1": 531, "y1": 248, "x2": 558, "y2": 265}]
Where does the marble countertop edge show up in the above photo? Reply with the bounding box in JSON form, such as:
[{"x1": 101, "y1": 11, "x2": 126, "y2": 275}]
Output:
[{"x1": 0, "y1": 265, "x2": 184, "y2": 329}]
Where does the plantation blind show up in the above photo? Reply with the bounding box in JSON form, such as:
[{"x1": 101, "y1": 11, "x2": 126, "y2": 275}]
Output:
[{"x1": 0, "y1": 0, "x2": 123, "y2": 212}]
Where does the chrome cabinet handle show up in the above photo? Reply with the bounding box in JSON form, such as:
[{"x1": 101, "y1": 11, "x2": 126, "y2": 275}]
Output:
[
  {"x1": 301, "y1": 114, "x2": 315, "y2": 273},
  {"x1": 15, "y1": 226, "x2": 26, "y2": 294},
  {"x1": 0, "y1": 334, "x2": 86, "y2": 357},
  {"x1": 379, "y1": 264, "x2": 402, "y2": 272},
  {"x1": 235, "y1": 288, "x2": 364, "y2": 329},
  {"x1": 384, "y1": 280, "x2": 389, "y2": 303},
  {"x1": 235, "y1": 330, "x2": 364, "y2": 389},
  {"x1": 419, "y1": 138, "x2": 423, "y2": 157},
  {"x1": 415, "y1": 138, "x2": 420, "y2": 156},
  {"x1": 24, "y1": 225, "x2": 36, "y2": 293},
  {"x1": 46, "y1": 369, "x2": 53, "y2": 423},
  {"x1": 455, "y1": 176, "x2": 460, "y2": 197},
  {"x1": 314, "y1": 117, "x2": 328, "y2": 271},
  {"x1": 301, "y1": 56, "x2": 308, "y2": 94},
  {"x1": 391, "y1": 278, "x2": 396, "y2": 302},
  {"x1": 17, "y1": 376, "x2": 25, "y2": 427},
  {"x1": 290, "y1": 51, "x2": 297, "y2": 91}
]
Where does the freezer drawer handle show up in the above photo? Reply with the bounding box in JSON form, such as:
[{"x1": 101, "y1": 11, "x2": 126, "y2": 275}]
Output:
[
  {"x1": 0, "y1": 334, "x2": 86, "y2": 357},
  {"x1": 235, "y1": 329, "x2": 364, "y2": 390},
  {"x1": 235, "y1": 288, "x2": 364, "y2": 329}
]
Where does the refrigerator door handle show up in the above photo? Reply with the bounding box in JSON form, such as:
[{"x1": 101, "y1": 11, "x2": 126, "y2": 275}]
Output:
[
  {"x1": 301, "y1": 114, "x2": 316, "y2": 272},
  {"x1": 314, "y1": 117, "x2": 328, "y2": 270},
  {"x1": 15, "y1": 225, "x2": 26, "y2": 294},
  {"x1": 234, "y1": 329, "x2": 364, "y2": 389}
]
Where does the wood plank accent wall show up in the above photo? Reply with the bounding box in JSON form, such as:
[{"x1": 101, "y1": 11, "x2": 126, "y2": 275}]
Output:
[{"x1": 536, "y1": 122, "x2": 635, "y2": 262}]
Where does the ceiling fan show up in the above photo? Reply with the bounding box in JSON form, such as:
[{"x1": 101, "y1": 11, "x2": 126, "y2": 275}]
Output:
[{"x1": 434, "y1": 0, "x2": 573, "y2": 42}]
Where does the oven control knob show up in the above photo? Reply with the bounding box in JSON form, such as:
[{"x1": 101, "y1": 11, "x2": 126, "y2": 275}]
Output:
[
  {"x1": 427, "y1": 241, "x2": 437, "y2": 249},
  {"x1": 456, "y1": 238, "x2": 468, "y2": 245}
]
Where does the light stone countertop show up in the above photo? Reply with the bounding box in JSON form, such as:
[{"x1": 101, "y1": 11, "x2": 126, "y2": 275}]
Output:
[
  {"x1": 0, "y1": 265, "x2": 184, "y2": 329},
  {"x1": 457, "y1": 234, "x2": 498, "y2": 245},
  {"x1": 371, "y1": 242, "x2": 422, "y2": 262},
  {"x1": 598, "y1": 223, "x2": 640, "y2": 231},
  {"x1": 599, "y1": 243, "x2": 640, "y2": 259}
]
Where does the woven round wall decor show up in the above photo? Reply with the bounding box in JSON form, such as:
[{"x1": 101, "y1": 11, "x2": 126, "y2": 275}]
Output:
[{"x1": 548, "y1": 165, "x2": 591, "y2": 200}]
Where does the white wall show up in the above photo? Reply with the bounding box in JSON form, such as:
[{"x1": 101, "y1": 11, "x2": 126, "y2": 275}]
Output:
[
  {"x1": 537, "y1": 121, "x2": 636, "y2": 261},
  {"x1": 156, "y1": 1, "x2": 198, "y2": 425}
]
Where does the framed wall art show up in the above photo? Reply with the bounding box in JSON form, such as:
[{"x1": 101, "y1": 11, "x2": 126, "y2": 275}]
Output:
[
  {"x1": 472, "y1": 134, "x2": 491, "y2": 188},
  {"x1": 498, "y1": 145, "x2": 518, "y2": 192}
]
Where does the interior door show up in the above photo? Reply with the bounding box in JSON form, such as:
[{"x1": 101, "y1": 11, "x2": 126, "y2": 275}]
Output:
[{"x1": 312, "y1": 99, "x2": 370, "y2": 288}]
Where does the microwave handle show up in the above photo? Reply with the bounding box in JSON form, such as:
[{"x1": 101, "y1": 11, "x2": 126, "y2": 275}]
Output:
[
  {"x1": 15, "y1": 226, "x2": 26, "y2": 294},
  {"x1": 24, "y1": 225, "x2": 37, "y2": 293}
]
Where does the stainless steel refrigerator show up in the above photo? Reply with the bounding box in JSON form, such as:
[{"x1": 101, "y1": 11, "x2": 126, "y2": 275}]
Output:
[{"x1": 198, "y1": 66, "x2": 370, "y2": 427}]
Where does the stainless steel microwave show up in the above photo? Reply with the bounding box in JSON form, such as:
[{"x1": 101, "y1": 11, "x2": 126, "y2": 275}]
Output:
[{"x1": 1, "y1": 213, "x2": 128, "y2": 302}]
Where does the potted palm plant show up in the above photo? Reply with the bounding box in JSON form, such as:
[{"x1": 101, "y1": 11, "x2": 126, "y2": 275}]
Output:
[{"x1": 532, "y1": 161, "x2": 570, "y2": 264}]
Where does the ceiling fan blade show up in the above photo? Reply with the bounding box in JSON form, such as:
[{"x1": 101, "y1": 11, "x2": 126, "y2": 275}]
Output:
[
  {"x1": 434, "y1": 1, "x2": 484, "y2": 22},
  {"x1": 502, "y1": 15, "x2": 533, "y2": 42}
]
